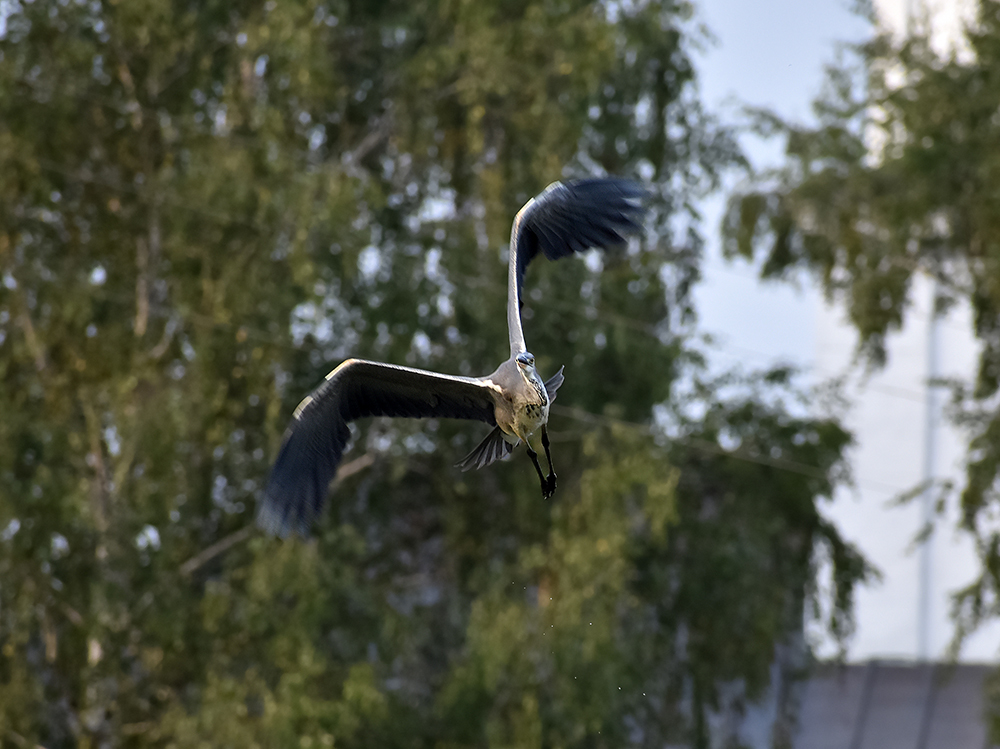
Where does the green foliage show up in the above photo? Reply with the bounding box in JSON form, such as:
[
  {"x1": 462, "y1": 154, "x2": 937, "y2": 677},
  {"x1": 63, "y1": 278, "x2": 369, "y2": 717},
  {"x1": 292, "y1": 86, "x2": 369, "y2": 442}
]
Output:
[
  {"x1": 724, "y1": 0, "x2": 1000, "y2": 701},
  {"x1": 438, "y1": 427, "x2": 682, "y2": 746},
  {"x1": 0, "y1": 0, "x2": 863, "y2": 746}
]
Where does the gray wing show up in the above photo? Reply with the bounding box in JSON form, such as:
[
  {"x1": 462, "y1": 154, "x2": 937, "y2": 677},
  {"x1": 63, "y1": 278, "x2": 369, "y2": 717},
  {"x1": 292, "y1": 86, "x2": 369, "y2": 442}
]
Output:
[
  {"x1": 259, "y1": 359, "x2": 498, "y2": 537},
  {"x1": 543, "y1": 365, "x2": 565, "y2": 402},
  {"x1": 506, "y1": 178, "x2": 647, "y2": 354}
]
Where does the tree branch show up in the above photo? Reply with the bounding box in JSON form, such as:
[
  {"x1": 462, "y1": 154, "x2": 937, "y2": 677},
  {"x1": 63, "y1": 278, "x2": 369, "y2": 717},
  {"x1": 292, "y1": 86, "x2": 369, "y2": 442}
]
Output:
[
  {"x1": 180, "y1": 452, "x2": 376, "y2": 577},
  {"x1": 179, "y1": 525, "x2": 253, "y2": 577}
]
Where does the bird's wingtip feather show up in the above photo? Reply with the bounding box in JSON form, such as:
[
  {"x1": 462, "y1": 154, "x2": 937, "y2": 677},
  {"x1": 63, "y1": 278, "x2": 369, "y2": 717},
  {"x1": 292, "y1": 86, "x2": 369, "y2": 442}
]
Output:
[{"x1": 256, "y1": 498, "x2": 292, "y2": 538}]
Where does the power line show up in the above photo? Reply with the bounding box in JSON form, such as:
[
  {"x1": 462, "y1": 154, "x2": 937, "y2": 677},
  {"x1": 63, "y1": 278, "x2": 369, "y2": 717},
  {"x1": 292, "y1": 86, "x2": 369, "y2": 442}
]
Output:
[
  {"x1": 11, "y1": 151, "x2": 968, "y2": 416},
  {"x1": 0, "y1": 263, "x2": 912, "y2": 494},
  {"x1": 33, "y1": 157, "x2": 273, "y2": 231},
  {"x1": 2, "y1": 151, "x2": 980, "y2": 499},
  {"x1": 25, "y1": 151, "x2": 959, "y2": 410},
  {"x1": 549, "y1": 403, "x2": 907, "y2": 496},
  {"x1": 707, "y1": 341, "x2": 929, "y2": 403}
]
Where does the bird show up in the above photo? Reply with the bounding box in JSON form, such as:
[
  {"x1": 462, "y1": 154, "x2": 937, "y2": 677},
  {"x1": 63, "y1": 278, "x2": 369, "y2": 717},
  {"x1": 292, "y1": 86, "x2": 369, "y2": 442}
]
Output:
[{"x1": 257, "y1": 178, "x2": 647, "y2": 537}]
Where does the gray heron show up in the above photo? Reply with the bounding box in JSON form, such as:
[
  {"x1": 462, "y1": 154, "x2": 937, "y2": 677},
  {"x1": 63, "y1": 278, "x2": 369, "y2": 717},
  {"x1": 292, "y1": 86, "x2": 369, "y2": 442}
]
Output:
[{"x1": 258, "y1": 178, "x2": 646, "y2": 536}]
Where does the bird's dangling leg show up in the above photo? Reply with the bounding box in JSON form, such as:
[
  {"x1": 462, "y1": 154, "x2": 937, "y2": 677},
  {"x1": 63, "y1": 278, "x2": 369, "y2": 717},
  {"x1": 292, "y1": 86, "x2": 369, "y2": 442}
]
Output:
[
  {"x1": 525, "y1": 444, "x2": 555, "y2": 500},
  {"x1": 541, "y1": 426, "x2": 557, "y2": 498}
]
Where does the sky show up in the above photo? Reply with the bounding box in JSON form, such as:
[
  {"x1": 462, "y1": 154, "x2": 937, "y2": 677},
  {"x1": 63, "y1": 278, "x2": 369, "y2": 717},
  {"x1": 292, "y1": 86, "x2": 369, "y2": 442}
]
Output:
[
  {"x1": 691, "y1": 0, "x2": 999, "y2": 662},
  {"x1": 691, "y1": 0, "x2": 868, "y2": 372}
]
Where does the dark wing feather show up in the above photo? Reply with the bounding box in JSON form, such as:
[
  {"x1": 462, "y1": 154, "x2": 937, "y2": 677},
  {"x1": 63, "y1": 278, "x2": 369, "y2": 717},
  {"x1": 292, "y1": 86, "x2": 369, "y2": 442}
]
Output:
[
  {"x1": 259, "y1": 359, "x2": 498, "y2": 537},
  {"x1": 514, "y1": 178, "x2": 647, "y2": 309},
  {"x1": 455, "y1": 426, "x2": 516, "y2": 471}
]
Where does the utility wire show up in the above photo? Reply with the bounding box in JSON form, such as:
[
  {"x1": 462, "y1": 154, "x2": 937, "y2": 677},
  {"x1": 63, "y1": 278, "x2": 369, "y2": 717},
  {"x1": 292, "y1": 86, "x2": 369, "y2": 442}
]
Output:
[
  {"x1": 20, "y1": 150, "x2": 969, "y2": 401},
  {"x1": 707, "y1": 341, "x2": 929, "y2": 404},
  {"x1": 12, "y1": 151, "x2": 962, "y2": 418},
  {"x1": 549, "y1": 403, "x2": 906, "y2": 496},
  {"x1": 2, "y1": 148, "x2": 975, "y2": 496},
  {"x1": 1, "y1": 282, "x2": 913, "y2": 496},
  {"x1": 10, "y1": 152, "x2": 964, "y2": 447}
]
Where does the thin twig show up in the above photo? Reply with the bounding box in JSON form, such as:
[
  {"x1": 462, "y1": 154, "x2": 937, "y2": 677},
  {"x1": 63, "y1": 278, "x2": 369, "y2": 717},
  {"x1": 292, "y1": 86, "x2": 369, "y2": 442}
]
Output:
[
  {"x1": 6, "y1": 730, "x2": 48, "y2": 749},
  {"x1": 81, "y1": 401, "x2": 109, "y2": 534},
  {"x1": 179, "y1": 526, "x2": 253, "y2": 578},
  {"x1": 335, "y1": 451, "x2": 376, "y2": 481}
]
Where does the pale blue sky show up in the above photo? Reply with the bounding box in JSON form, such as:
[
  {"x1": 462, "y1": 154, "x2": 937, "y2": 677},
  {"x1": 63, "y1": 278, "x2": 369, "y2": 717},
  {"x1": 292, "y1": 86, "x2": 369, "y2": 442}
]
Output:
[{"x1": 692, "y1": 0, "x2": 870, "y2": 372}]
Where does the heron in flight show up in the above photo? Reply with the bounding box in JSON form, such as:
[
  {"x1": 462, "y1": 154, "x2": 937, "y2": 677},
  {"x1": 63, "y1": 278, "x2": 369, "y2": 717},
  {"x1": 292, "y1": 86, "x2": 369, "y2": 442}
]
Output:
[{"x1": 258, "y1": 178, "x2": 646, "y2": 536}]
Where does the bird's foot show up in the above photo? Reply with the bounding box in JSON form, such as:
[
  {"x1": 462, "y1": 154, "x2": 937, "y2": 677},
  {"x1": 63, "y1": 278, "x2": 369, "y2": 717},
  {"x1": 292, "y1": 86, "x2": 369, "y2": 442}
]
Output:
[{"x1": 542, "y1": 472, "x2": 557, "y2": 500}]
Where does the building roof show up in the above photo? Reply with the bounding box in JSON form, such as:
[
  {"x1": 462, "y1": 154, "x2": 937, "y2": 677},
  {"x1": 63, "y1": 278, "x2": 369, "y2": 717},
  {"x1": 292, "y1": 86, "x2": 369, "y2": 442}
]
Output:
[{"x1": 793, "y1": 660, "x2": 995, "y2": 749}]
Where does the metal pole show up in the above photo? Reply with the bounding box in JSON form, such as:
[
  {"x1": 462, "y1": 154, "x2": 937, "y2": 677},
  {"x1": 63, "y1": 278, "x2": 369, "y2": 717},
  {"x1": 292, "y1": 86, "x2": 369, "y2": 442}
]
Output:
[
  {"x1": 904, "y1": 0, "x2": 935, "y2": 662},
  {"x1": 918, "y1": 280, "x2": 939, "y2": 661}
]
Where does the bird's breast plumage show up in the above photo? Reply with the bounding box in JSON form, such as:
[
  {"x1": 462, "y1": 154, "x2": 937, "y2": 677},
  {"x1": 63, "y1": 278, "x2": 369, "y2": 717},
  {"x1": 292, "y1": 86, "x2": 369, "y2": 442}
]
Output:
[{"x1": 513, "y1": 374, "x2": 549, "y2": 438}]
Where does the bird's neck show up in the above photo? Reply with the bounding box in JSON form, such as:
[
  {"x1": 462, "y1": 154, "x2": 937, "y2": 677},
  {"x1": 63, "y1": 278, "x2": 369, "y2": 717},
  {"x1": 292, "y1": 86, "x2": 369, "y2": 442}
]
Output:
[{"x1": 507, "y1": 222, "x2": 527, "y2": 357}]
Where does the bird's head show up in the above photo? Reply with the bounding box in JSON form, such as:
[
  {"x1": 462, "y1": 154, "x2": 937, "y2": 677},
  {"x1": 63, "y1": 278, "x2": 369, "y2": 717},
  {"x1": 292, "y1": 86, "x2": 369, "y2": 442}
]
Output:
[{"x1": 515, "y1": 351, "x2": 538, "y2": 381}]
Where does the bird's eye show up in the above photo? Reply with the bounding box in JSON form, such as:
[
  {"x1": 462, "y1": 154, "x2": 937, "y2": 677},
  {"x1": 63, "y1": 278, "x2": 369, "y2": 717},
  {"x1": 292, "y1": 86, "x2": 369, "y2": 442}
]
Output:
[{"x1": 517, "y1": 353, "x2": 535, "y2": 367}]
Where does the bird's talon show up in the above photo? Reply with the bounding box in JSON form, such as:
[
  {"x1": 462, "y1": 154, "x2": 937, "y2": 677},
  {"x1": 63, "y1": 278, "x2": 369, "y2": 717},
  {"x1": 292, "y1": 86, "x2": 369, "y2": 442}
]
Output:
[{"x1": 543, "y1": 472, "x2": 557, "y2": 499}]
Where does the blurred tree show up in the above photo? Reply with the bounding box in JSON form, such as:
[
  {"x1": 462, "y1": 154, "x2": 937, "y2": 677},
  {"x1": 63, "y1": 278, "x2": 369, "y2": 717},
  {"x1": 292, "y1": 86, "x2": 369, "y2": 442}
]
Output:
[
  {"x1": 0, "y1": 0, "x2": 867, "y2": 746},
  {"x1": 724, "y1": 0, "x2": 1000, "y2": 716}
]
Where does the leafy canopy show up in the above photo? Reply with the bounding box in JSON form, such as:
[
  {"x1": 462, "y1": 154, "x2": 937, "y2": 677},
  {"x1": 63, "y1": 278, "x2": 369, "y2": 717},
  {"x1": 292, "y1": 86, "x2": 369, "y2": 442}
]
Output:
[{"x1": 0, "y1": 0, "x2": 866, "y2": 746}]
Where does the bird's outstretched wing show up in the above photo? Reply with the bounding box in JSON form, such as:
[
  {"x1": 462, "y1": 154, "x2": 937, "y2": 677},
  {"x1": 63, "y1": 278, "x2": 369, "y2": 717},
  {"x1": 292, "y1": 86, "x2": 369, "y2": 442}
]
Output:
[
  {"x1": 506, "y1": 178, "x2": 647, "y2": 354},
  {"x1": 259, "y1": 359, "x2": 499, "y2": 537}
]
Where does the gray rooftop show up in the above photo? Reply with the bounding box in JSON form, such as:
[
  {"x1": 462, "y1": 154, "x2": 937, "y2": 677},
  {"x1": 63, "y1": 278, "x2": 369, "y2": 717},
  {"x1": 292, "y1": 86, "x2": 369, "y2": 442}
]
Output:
[{"x1": 793, "y1": 660, "x2": 996, "y2": 749}]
